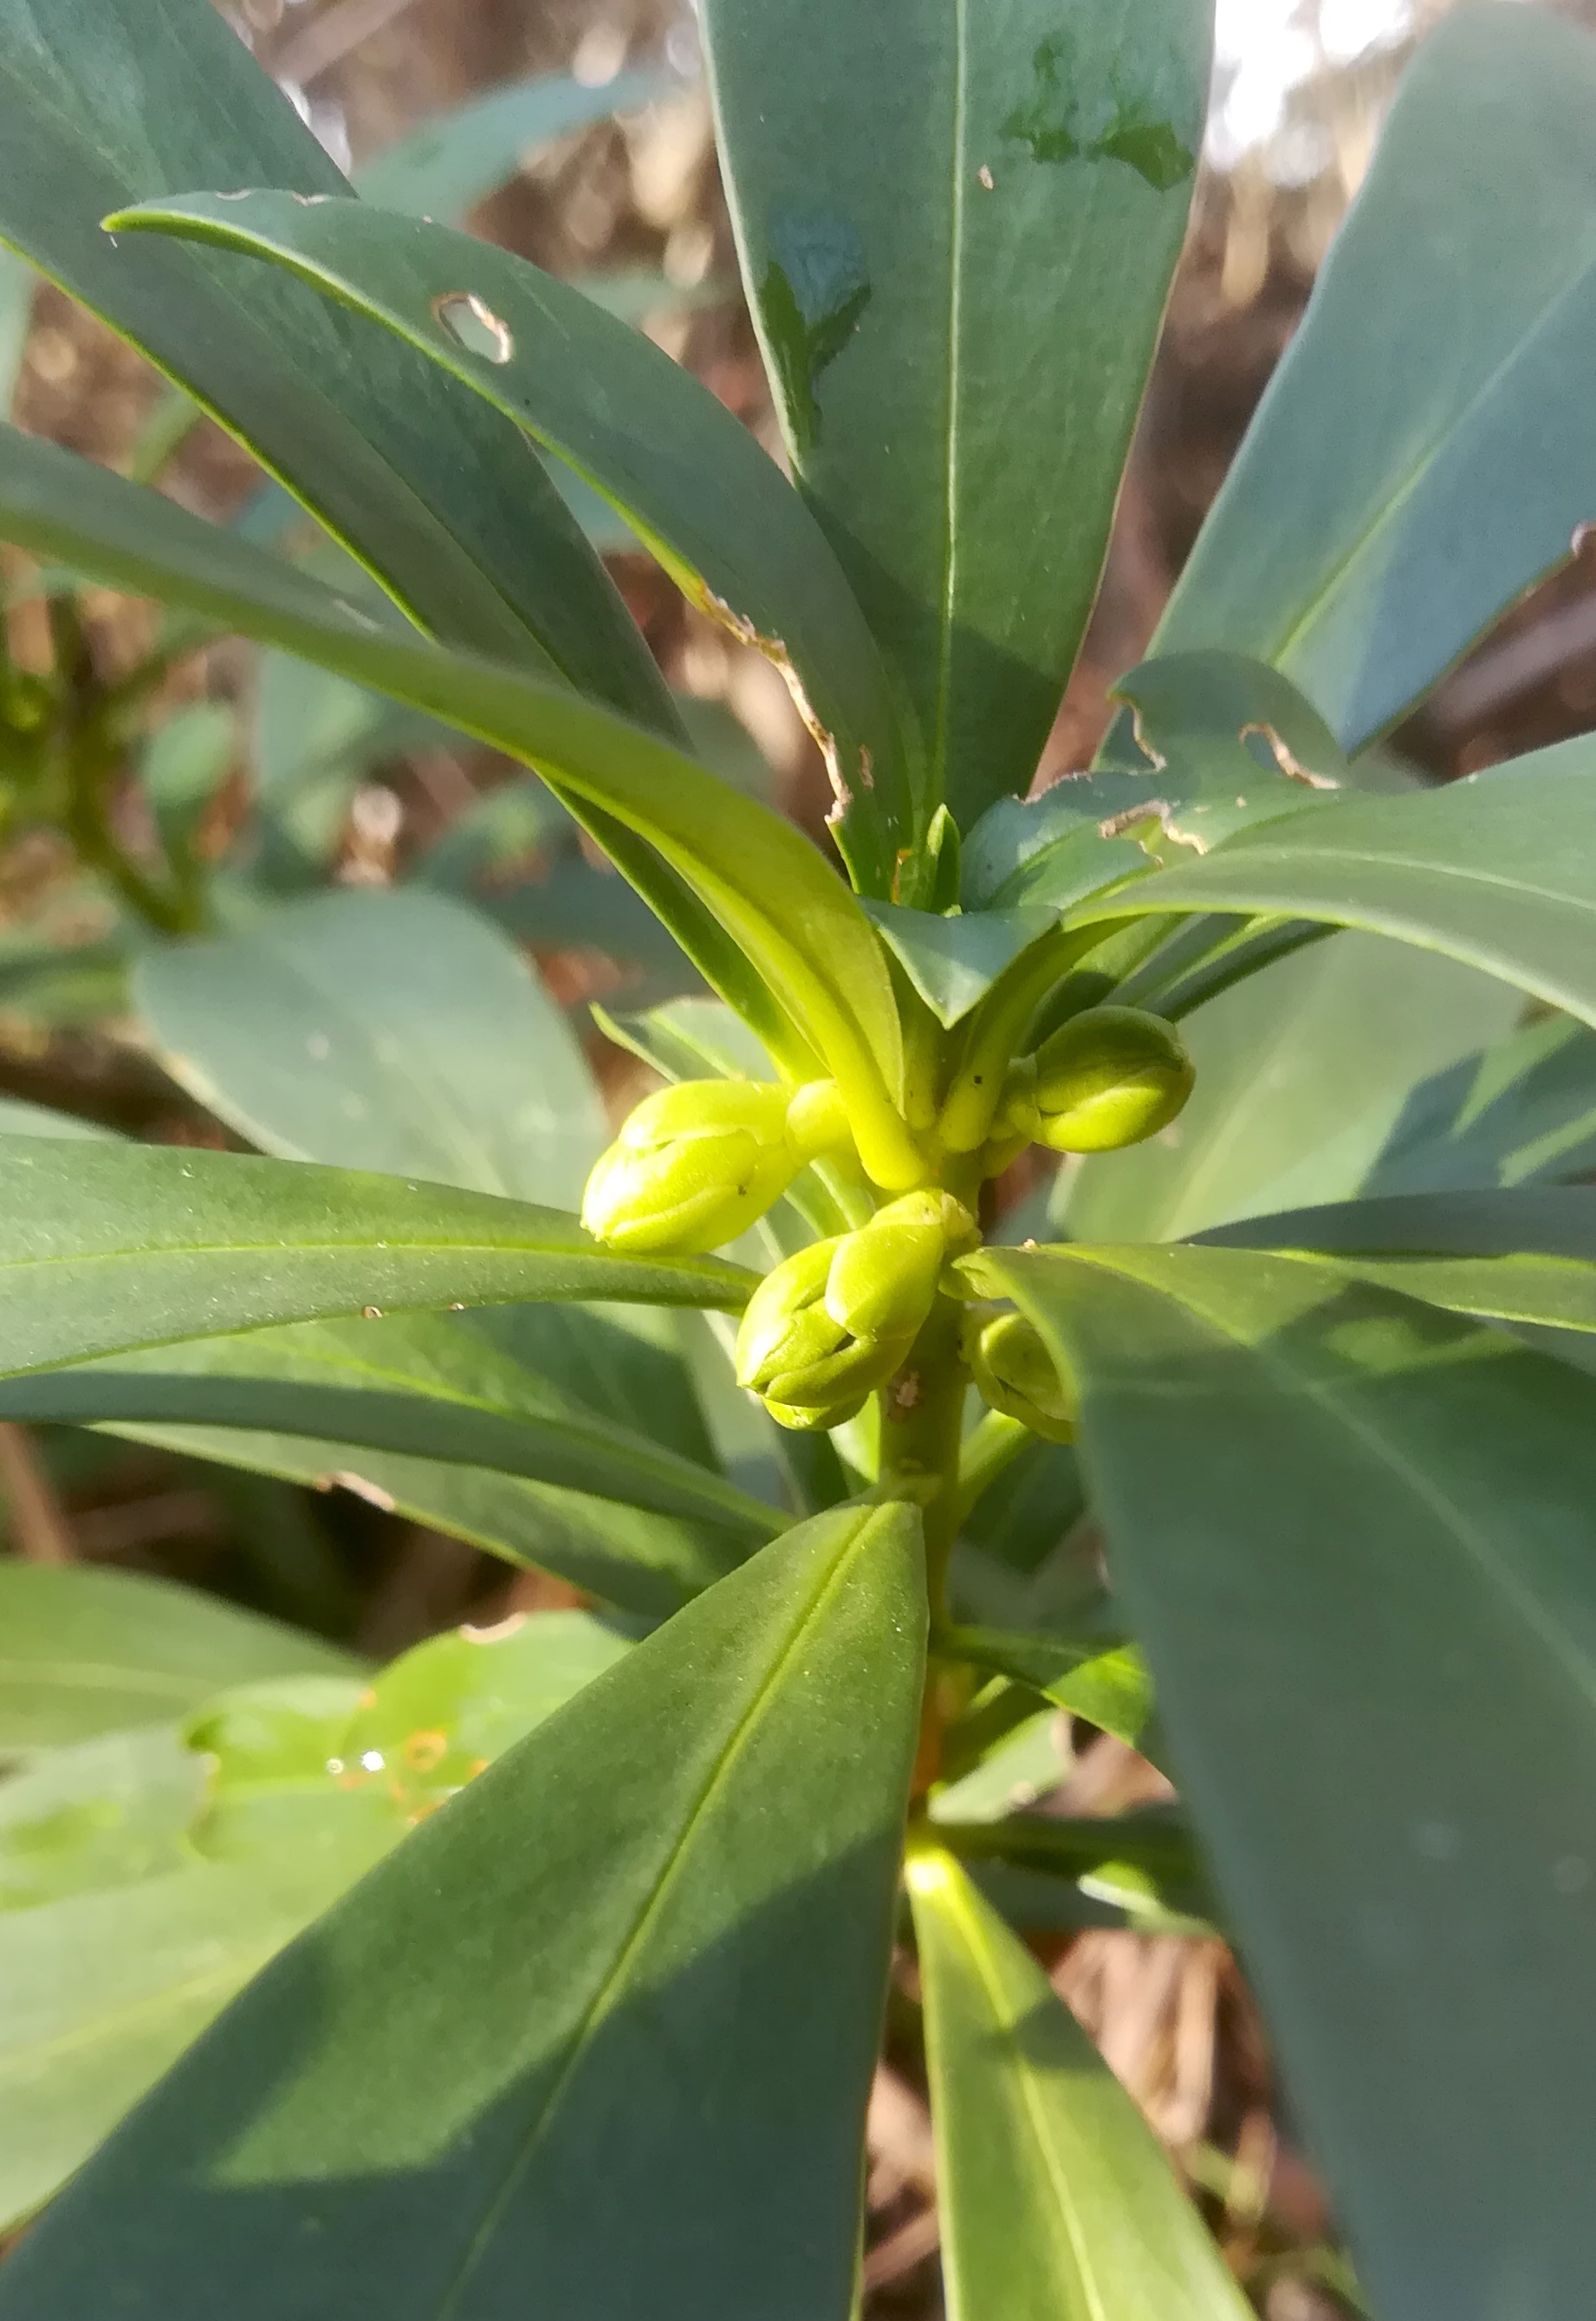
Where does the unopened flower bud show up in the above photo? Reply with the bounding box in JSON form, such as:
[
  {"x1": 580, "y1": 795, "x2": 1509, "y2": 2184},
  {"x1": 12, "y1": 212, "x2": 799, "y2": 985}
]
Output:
[
  {"x1": 736, "y1": 1237, "x2": 909, "y2": 1427},
  {"x1": 1028, "y1": 1007, "x2": 1193, "y2": 1154},
  {"x1": 969, "y1": 1311, "x2": 1076, "y2": 1442},
  {"x1": 824, "y1": 1190, "x2": 978, "y2": 1342},
  {"x1": 581, "y1": 1076, "x2": 849, "y2": 1255}
]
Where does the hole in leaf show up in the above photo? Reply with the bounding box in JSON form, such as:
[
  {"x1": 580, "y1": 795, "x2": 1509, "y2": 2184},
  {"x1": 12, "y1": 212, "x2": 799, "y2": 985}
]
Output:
[{"x1": 433, "y1": 292, "x2": 514, "y2": 364}]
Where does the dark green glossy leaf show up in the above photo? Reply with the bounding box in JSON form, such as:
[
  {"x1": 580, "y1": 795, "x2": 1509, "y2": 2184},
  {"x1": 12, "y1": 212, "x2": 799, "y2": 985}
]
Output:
[
  {"x1": 1068, "y1": 742, "x2": 1596, "y2": 1038},
  {"x1": 0, "y1": 428, "x2": 912, "y2": 1150},
  {"x1": 0, "y1": 1140, "x2": 754, "y2": 1382},
  {"x1": 136, "y1": 887, "x2": 606, "y2": 1206},
  {"x1": 1364, "y1": 1012, "x2": 1596, "y2": 1196},
  {"x1": 0, "y1": 1563, "x2": 357, "y2": 1753},
  {"x1": 701, "y1": 0, "x2": 1210, "y2": 825},
  {"x1": 0, "y1": 0, "x2": 671, "y2": 721},
  {"x1": 973, "y1": 1237, "x2": 1596, "y2": 2321},
  {"x1": 1157, "y1": 3, "x2": 1596, "y2": 750},
  {"x1": 1060, "y1": 935, "x2": 1519, "y2": 1243},
  {"x1": 352, "y1": 68, "x2": 670, "y2": 221},
  {"x1": 909, "y1": 1850, "x2": 1249, "y2": 2319},
  {"x1": 114, "y1": 190, "x2": 914, "y2": 894},
  {"x1": 0, "y1": 1326, "x2": 778, "y2": 1546},
  {"x1": 0, "y1": 1502, "x2": 925, "y2": 2320}
]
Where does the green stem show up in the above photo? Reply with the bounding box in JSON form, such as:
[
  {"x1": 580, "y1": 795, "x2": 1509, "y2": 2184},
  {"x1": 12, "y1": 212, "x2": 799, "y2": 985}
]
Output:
[
  {"x1": 878, "y1": 1297, "x2": 968, "y2": 1621},
  {"x1": 63, "y1": 732, "x2": 201, "y2": 937}
]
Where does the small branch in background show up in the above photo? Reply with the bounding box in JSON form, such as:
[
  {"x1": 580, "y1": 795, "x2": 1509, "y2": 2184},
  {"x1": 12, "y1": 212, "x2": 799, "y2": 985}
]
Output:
[
  {"x1": 271, "y1": 0, "x2": 419, "y2": 88},
  {"x1": 0, "y1": 1422, "x2": 75, "y2": 1563}
]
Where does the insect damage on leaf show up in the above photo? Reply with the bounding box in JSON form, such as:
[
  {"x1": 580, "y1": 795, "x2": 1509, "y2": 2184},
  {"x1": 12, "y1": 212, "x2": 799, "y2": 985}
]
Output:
[
  {"x1": 431, "y1": 291, "x2": 516, "y2": 365},
  {"x1": 698, "y1": 587, "x2": 873, "y2": 816},
  {"x1": 758, "y1": 208, "x2": 873, "y2": 453},
  {"x1": 1001, "y1": 36, "x2": 1196, "y2": 192}
]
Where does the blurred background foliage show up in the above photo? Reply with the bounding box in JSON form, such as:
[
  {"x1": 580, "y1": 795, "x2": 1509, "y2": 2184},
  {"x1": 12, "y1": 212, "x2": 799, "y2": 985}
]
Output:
[{"x1": 1, "y1": 0, "x2": 1586, "y2": 2310}]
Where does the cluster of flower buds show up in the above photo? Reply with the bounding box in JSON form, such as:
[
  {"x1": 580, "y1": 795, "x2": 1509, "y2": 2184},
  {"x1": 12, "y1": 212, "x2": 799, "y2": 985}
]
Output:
[
  {"x1": 581, "y1": 1076, "x2": 850, "y2": 1255},
  {"x1": 736, "y1": 1190, "x2": 978, "y2": 1431},
  {"x1": 996, "y1": 1006, "x2": 1193, "y2": 1157},
  {"x1": 967, "y1": 1311, "x2": 1076, "y2": 1443}
]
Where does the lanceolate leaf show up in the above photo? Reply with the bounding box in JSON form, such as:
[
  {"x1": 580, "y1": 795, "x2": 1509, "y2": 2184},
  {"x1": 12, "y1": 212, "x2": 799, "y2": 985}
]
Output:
[
  {"x1": 941, "y1": 1626, "x2": 1152, "y2": 1750},
  {"x1": 0, "y1": 1564, "x2": 357, "y2": 1752},
  {"x1": 1199, "y1": 1185, "x2": 1596, "y2": 1346},
  {"x1": 0, "y1": 1141, "x2": 754, "y2": 1380},
  {"x1": 1068, "y1": 742, "x2": 1596, "y2": 1039},
  {"x1": 0, "y1": 429, "x2": 913, "y2": 1164},
  {"x1": 1060, "y1": 934, "x2": 1519, "y2": 1243},
  {"x1": 909, "y1": 1850, "x2": 1250, "y2": 2321},
  {"x1": 701, "y1": 0, "x2": 1210, "y2": 825},
  {"x1": 1156, "y1": 3, "x2": 1596, "y2": 748},
  {"x1": 112, "y1": 192, "x2": 916, "y2": 894},
  {"x1": 0, "y1": 1503, "x2": 925, "y2": 2321},
  {"x1": 0, "y1": 0, "x2": 672, "y2": 726},
  {"x1": 973, "y1": 1238, "x2": 1596, "y2": 2321},
  {"x1": 0, "y1": 1332, "x2": 781, "y2": 1544},
  {"x1": 135, "y1": 888, "x2": 607, "y2": 1206}
]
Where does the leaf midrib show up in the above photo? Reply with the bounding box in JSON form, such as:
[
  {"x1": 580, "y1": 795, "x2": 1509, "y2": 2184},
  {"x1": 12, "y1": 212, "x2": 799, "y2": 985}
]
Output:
[
  {"x1": 431, "y1": 1507, "x2": 889, "y2": 2319},
  {"x1": 936, "y1": 1879, "x2": 1111, "y2": 2321}
]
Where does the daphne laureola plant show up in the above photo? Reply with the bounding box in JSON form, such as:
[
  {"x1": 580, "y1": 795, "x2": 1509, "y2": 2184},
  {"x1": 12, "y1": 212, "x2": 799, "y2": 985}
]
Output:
[{"x1": 4, "y1": 0, "x2": 1596, "y2": 2314}]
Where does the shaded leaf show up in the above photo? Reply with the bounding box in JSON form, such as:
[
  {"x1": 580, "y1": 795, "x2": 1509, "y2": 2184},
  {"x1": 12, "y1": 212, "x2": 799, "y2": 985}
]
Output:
[
  {"x1": 0, "y1": 1564, "x2": 356, "y2": 1754},
  {"x1": 353, "y1": 68, "x2": 671, "y2": 222},
  {"x1": 1364, "y1": 1011, "x2": 1596, "y2": 1196},
  {"x1": 0, "y1": 1503, "x2": 925, "y2": 2320},
  {"x1": 136, "y1": 887, "x2": 606, "y2": 1206},
  {"x1": 974, "y1": 1237, "x2": 1596, "y2": 2321}
]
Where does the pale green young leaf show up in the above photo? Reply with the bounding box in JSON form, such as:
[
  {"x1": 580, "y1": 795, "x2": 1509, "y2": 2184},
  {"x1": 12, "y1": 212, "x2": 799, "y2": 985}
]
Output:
[{"x1": 1067, "y1": 741, "x2": 1596, "y2": 1042}]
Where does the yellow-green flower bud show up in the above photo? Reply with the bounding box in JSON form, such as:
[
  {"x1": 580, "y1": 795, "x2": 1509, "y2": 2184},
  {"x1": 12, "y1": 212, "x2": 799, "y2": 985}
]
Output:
[
  {"x1": 970, "y1": 1311, "x2": 1076, "y2": 1443},
  {"x1": 736, "y1": 1238, "x2": 912, "y2": 1424},
  {"x1": 581, "y1": 1076, "x2": 850, "y2": 1255},
  {"x1": 823, "y1": 1191, "x2": 978, "y2": 1342},
  {"x1": 1028, "y1": 1007, "x2": 1193, "y2": 1154}
]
